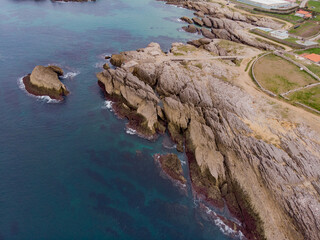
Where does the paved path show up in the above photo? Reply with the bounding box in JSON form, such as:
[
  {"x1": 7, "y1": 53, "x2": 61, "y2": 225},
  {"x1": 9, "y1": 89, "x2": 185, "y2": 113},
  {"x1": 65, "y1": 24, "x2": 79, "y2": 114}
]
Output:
[
  {"x1": 165, "y1": 55, "x2": 245, "y2": 61},
  {"x1": 300, "y1": 0, "x2": 308, "y2": 8}
]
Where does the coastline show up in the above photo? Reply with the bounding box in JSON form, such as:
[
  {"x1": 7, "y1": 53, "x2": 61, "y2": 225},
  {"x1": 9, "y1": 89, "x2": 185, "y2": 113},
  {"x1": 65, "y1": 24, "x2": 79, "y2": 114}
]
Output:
[
  {"x1": 96, "y1": 25, "x2": 320, "y2": 239},
  {"x1": 22, "y1": 74, "x2": 64, "y2": 101}
]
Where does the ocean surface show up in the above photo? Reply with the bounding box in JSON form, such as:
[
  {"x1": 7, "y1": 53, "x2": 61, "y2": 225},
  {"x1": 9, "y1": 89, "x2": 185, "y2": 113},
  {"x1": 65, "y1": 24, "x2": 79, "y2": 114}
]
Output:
[{"x1": 0, "y1": 0, "x2": 236, "y2": 239}]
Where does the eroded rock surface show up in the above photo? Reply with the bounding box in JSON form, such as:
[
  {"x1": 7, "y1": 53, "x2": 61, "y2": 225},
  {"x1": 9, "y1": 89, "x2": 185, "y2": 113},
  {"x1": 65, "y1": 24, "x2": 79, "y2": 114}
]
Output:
[
  {"x1": 154, "y1": 153, "x2": 186, "y2": 185},
  {"x1": 97, "y1": 41, "x2": 320, "y2": 240},
  {"x1": 171, "y1": 0, "x2": 283, "y2": 50},
  {"x1": 23, "y1": 65, "x2": 69, "y2": 100}
]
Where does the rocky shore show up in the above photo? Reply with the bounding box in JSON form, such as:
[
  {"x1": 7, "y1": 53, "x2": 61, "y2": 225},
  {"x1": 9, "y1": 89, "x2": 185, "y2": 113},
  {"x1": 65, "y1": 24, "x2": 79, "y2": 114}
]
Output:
[
  {"x1": 97, "y1": 40, "x2": 320, "y2": 240},
  {"x1": 23, "y1": 65, "x2": 69, "y2": 101},
  {"x1": 172, "y1": 0, "x2": 286, "y2": 51},
  {"x1": 154, "y1": 153, "x2": 187, "y2": 186}
]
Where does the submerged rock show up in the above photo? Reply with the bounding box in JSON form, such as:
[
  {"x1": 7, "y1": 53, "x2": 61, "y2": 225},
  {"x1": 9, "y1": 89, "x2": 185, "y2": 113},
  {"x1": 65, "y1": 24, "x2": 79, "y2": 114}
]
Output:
[
  {"x1": 180, "y1": 16, "x2": 193, "y2": 24},
  {"x1": 23, "y1": 65, "x2": 69, "y2": 100},
  {"x1": 154, "y1": 153, "x2": 186, "y2": 185},
  {"x1": 182, "y1": 24, "x2": 198, "y2": 33}
]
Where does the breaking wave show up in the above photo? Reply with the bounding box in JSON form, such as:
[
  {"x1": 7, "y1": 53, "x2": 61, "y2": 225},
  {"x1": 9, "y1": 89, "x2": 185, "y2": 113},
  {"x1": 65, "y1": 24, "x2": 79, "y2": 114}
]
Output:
[
  {"x1": 205, "y1": 206, "x2": 245, "y2": 240},
  {"x1": 62, "y1": 71, "x2": 79, "y2": 79},
  {"x1": 125, "y1": 128, "x2": 137, "y2": 135},
  {"x1": 102, "y1": 100, "x2": 113, "y2": 110},
  {"x1": 17, "y1": 77, "x2": 60, "y2": 104}
]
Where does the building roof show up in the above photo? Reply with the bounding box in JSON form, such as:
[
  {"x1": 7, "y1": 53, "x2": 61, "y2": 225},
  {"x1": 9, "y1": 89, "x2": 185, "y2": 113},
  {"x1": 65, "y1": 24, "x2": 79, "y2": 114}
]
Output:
[
  {"x1": 247, "y1": 0, "x2": 289, "y2": 5},
  {"x1": 296, "y1": 10, "x2": 310, "y2": 15},
  {"x1": 304, "y1": 53, "x2": 320, "y2": 62}
]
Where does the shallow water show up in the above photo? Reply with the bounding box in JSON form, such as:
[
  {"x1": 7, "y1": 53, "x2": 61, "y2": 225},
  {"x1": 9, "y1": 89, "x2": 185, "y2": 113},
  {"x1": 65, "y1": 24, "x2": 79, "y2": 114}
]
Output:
[{"x1": 0, "y1": 0, "x2": 236, "y2": 239}]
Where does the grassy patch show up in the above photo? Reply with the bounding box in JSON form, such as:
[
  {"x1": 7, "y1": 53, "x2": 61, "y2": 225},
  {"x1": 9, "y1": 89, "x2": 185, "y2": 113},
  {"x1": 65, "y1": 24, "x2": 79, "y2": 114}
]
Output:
[
  {"x1": 176, "y1": 45, "x2": 197, "y2": 53},
  {"x1": 306, "y1": 63, "x2": 320, "y2": 77},
  {"x1": 285, "y1": 36, "x2": 299, "y2": 43},
  {"x1": 268, "y1": 13, "x2": 302, "y2": 23},
  {"x1": 245, "y1": 57, "x2": 255, "y2": 72},
  {"x1": 308, "y1": 0, "x2": 320, "y2": 13},
  {"x1": 288, "y1": 85, "x2": 320, "y2": 111},
  {"x1": 289, "y1": 21, "x2": 320, "y2": 38},
  {"x1": 296, "y1": 48, "x2": 320, "y2": 55},
  {"x1": 173, "y1": 52, "x2": 184, "y2": 56},
  {"x1": 194, "y1": 63, "x2": 203, "y2": 69},
  {"x1": 253, "y1": 54, "x2": 317, "y2": 94}
]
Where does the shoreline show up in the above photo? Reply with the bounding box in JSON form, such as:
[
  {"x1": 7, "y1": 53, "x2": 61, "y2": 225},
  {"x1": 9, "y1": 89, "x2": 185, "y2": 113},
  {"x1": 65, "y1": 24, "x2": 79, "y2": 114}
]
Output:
[{"x1": 22, "y1": 74, "x2": 64, "y2": 101}]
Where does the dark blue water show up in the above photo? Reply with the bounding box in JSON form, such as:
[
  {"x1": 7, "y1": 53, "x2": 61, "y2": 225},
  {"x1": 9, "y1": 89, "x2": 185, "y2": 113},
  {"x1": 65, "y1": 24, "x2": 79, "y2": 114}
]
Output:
[{"x1": 0, "y1": 1, "x2": 234, "y2": 239}]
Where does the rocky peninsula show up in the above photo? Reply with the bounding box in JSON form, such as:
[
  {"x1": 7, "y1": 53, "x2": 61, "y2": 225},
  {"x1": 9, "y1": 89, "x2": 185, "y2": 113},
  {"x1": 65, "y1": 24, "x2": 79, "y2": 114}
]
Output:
[
  {"x1": 97, "y1": 38, "x2": 320, "y2": 240},
  {"x1": 23, "y1": 65, "x2": 69, "y2": 100}
]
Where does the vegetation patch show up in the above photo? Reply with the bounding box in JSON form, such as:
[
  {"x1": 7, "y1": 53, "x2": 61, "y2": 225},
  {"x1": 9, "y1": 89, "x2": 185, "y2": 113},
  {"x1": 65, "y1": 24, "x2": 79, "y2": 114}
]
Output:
[
  {"x1": 155, "y1": 153, "x2": 186, "y2": 184},
  {"x1": 289, "y1": 21, "x2": 320, "y2": 38},
  {"x1": 194, "y1": 63, "x2": 203, "y2": 69},
  {"x1": 288, "y1": 84, "x2": 320, "y2": 111},
  {"x1": 308, "y1": 0, "x2": 320, "y2": 13},
  {"x1": 225, "y1": 180, "x2": 266, "y2": 240},
  {"x1": 253, "y1": 54, "x2": 317, "y2": 94},
  {"x1": 296, "y1": 47, "x2": 320, "y2": 55},
  {"x1": 176, "y1": 45, "x2": 197, "y2": 53}
]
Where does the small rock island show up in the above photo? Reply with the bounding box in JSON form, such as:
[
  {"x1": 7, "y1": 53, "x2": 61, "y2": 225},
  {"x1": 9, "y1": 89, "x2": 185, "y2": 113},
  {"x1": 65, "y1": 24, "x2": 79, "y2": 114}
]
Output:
[
  {"x1": 154, "y1": 153, "x2": 186, "y2": 185},
  {"x1": 23, "y1": 65, "x2": 69, "y2": 101}
]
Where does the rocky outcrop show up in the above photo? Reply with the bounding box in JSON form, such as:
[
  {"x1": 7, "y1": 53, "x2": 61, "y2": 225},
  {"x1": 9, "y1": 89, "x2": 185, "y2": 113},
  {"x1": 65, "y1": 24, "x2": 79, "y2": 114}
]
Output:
[
  {"x1": 180, "y1": 16, "x2": 193, "y2": 24},
  {"x1": 97, "y1": 42, "x2": 320, "y2": 240},
  {"x1": 172, "y1": 0, "x2": 284, "y2": 50},
  {"x1": 192, "y1": 17, "x2": 204, "y2": 26},
  {"x1": 23, "y1": 65, "x2": 69, "y2": 100},
  {"x1": 182, "y1": 24, "x2": 199, "y2": 33},
  {"x1": 154, "y1": 153, "x2": 186, "y2": 185}
]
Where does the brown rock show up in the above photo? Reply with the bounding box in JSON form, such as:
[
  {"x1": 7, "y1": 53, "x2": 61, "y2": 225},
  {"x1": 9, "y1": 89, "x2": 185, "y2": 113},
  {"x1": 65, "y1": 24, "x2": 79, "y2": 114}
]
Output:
[
  {"x1": 103, "y1": 63, "x2": 110, "y2": 70},
  {"x1": 154, "y1": 153, "x2": 186, "y2": 184},
  {"x1": 110, "y1": 54, "x2": 126, "y2": 67},
  {"x1": 48, "y1": 65, "x2": 64, "y2": 76},
  {"x1": 202, "y1": 17, "x2": 212, "y2": 28},
  {"x1": 182, "y1": 24, "x2": 198, "y2": 33},
  {"x1": 180, "y1": 16, "x2": 193, "y2": 24},
  {"x1": 201, "y1": 28, "x2": 216, "y2": 39},
  {"x1": 24, "y1": 65, "x2": 69, "y2": 100},
  {"x1": 192, "y1": 17, "x2": 204, "y2": 27}
]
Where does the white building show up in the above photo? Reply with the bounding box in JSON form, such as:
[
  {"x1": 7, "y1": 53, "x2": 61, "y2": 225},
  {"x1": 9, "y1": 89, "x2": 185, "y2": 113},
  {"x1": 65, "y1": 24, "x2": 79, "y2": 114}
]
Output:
[
  {"x1": 270, "y1": 30, "x2": 289, "y2": 39},
  {"x1": 237, "y1": 0, "x2": 292, "y2": 9}
]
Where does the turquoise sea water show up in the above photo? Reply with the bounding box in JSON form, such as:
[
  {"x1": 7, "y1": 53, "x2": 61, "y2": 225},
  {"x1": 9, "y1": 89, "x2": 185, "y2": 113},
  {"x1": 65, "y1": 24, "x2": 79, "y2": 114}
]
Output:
[{"x1": 0, "y1": 0, "x2": 236, "y2": 239}]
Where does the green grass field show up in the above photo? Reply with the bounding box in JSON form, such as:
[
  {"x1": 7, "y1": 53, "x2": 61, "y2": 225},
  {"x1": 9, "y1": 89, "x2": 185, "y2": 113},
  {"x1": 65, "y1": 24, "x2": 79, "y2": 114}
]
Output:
[
  {"x1": 296, "y1": 48, "x2": 320, "y2": 55},
  {"x1": 308, "y1": 0, "x2": 320, "y2": 13},
  {"x1": 289, "y1": 85, "x2": 320, "y2": 111},
  {"x1": 289, "y1": 21, "x2": 320, "y2": 38},
  {"x1": 254, "y1": 54, "x2": 317, "y2": 94}
]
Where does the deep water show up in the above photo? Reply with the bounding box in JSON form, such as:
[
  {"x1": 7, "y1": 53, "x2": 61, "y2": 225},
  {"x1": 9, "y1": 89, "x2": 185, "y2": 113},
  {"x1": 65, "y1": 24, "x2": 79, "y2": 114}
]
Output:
[{"x1": 0, "y1": 0, "x2": 235, "y2": 239}]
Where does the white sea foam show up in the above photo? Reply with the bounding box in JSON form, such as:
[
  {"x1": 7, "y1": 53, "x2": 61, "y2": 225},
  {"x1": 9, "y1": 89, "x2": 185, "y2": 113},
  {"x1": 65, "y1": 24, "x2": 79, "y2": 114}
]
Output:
[
  {"x1": 177, "y1": 18, "x2": 183, "y2": 22},
  {"x1": 205, "y1": 206, "x2": 245, "y2": 239},
  {"x1": 62, "y1": 71, "x2": 79, "y2": 79},
  {"x1": 126, "y1": 128, "x2": 137, "y2": 135},
  {"x1": 102, "y1": 100, "x2": 113, "y2": 111},
  {"x1": 94, "y1": 62, "x2": 105, "y2": 68},
  {"x1": 17, "y1": 77, "x2": 60, "y2": 104},
  {"x1": 18, "y1": 77, "x2": 26, "y2": 90}
]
